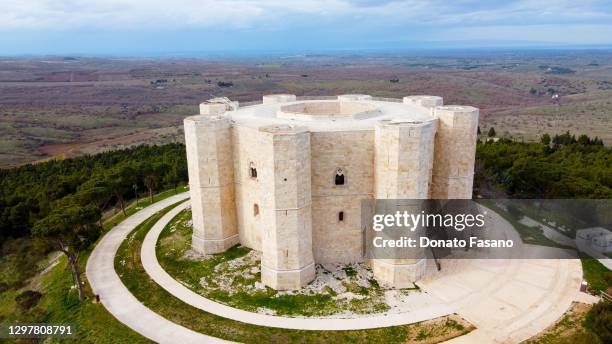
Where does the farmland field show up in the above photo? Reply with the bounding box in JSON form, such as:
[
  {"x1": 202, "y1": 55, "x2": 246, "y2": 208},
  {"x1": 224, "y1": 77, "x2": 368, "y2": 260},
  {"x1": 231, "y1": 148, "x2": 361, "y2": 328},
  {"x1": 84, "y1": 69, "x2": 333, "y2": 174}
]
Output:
[{"x1": 1, "y1": 51, "x2": 611, "y2": 167}]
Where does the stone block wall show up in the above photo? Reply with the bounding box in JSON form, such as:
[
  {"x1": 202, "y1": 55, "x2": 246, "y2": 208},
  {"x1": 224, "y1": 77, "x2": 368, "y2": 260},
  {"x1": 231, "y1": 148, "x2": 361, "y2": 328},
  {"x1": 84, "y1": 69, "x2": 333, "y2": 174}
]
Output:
[
  {"x1": 258, "y1": 125, "x2": 315, "y2": 290},
  {"x1": 232, "y1": 125, "x2": 266, "y2": 251},
  {"x1": 184, "y1": 115, "x2": 239, "y2": 254},
  {"x1": 185, "y1": 94, "x2": 479, "y2": 290},
  {"x1": 371, "y1": 119, "x2": 436, "y2": 287},
  {"x1": 310, "y1": 130, "x2": 374, "y2": 263},
  {"x1": 430, "y1": 106, "x2": 479, "y2": 199}
]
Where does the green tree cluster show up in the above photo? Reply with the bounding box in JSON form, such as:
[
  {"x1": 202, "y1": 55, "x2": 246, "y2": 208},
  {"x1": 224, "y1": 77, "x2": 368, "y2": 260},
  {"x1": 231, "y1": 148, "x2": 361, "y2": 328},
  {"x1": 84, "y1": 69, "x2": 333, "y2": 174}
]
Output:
[
  {"x1": 0, "y1": 143, "x2": 188, "y2": 299},
  {"x1": 476, "y1": 133, "x2": 611, "y2": 199}
]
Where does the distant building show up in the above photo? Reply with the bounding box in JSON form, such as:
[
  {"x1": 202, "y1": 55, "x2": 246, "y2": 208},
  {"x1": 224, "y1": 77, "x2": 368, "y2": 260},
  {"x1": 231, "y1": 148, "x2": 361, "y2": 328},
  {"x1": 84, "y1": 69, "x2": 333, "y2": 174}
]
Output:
[
  {"x1": 184, "y1": 94, "x2": 479, "y2": 290},
  {"x1": 577, "y1": 227, "x2": 612, "y2": 254}
]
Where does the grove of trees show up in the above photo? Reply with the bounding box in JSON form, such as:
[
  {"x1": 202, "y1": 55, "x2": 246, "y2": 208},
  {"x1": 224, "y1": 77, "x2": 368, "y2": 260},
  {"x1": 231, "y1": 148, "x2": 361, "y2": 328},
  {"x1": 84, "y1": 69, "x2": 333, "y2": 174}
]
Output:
[
  {"x1": 476, "y1": 132, "x2": 611, "y2": 199},
  {"x1": 0, "y1": 143, "x2": 188, "y2": 297}
]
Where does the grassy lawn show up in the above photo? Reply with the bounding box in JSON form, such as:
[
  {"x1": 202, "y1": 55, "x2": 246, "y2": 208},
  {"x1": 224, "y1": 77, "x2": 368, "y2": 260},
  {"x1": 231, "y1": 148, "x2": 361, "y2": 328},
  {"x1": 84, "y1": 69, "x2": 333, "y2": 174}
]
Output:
[
  {"x1": 580, "y1": 253, "x2": 612, "y2": 294},
  {"x1": 116, "y1": 202, "x2": 474, "y2": 343},
  {"x1": 0, "y1": 241, "x2": 149, "y2": 344},
  {"x1": 156, "y1": 208, "x2": 396, "y2": 317}
]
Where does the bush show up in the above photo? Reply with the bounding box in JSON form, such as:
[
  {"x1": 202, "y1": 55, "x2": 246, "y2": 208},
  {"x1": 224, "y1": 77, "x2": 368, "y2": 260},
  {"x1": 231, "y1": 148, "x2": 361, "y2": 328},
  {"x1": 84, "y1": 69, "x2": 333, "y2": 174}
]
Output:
[
  {"x1": 506, "y1": 204, "x2": 522, "y2": 219},
  {"x1": 487, "y1": 127, "x2": 496, "y2": 137},
  {"x1": 15, "y1": 290, "x2": 43, "y2": 311},
  {"x1": 584, "y1": 301, "x2": 612, "y2": 343}
]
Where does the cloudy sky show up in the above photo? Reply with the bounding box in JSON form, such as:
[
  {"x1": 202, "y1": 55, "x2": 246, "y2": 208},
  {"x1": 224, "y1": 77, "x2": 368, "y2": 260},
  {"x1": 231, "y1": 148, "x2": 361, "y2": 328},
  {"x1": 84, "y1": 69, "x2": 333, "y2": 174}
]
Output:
[{"x1": 2, "y1": 0, "x2": 612, "y2": 55}]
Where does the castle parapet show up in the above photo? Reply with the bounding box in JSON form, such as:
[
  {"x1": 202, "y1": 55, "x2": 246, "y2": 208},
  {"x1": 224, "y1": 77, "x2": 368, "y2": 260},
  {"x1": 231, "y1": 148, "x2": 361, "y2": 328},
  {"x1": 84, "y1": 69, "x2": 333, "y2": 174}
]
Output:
[
  {"x1": 199, "y1": 97, "x2": 239, "y2": 115},
  {"x1": 403, "y1": 95, "x2": 443, "y2": 109},
  {"x1": 262, "y1": 94, "x2": 297, "y2": 104},
  {"x1": 337, "y1": 94, "x2": 372, "y2": 101}
]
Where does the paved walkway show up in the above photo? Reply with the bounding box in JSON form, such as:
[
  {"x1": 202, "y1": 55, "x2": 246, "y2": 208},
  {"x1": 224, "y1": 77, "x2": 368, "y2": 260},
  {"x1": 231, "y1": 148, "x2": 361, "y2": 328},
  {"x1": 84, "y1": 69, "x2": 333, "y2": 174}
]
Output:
[
  {"x1": 142, "y1": 200, "x2": 454, "y2": 330},
  {"x1": 519, "y1": 215, "x2": 576, "y2": 248},
  {"x1": 576, "y1": 238, "x2": 612, "y2": 270},
  {"x1": 86, "y1": 192, "x2": 229, "y2": 344},
  {"x1": 90, "y1": 194, "x2": 588, "y2": 343},
  {"x1": 143, "y1": 201, "x2": 585, "y2": 339},
  {"x1": 431, "y1": 205, "x2": 584, "y2": 343}
]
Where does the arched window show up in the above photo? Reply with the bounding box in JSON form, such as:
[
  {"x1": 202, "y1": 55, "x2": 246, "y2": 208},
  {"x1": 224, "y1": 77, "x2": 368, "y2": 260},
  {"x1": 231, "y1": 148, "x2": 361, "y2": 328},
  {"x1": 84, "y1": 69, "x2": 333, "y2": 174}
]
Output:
[
  {"x1": 338, "y1": 211, "x2": 344, "y2": 222},
  {"x1": 334, "y1": 168, "x2": 345, "y2": 186},
  {"x1": 249, "y1": 162, "x2": 257, "y2": 179},
  {"x1": 253, "y1": 203, "x2": 259, "y2": 216}
]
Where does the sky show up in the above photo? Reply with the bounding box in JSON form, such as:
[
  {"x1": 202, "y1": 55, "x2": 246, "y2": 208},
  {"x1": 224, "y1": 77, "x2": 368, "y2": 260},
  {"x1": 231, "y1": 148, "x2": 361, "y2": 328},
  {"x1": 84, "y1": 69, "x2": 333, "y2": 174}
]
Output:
[{"x1": 1, "y1": 0, "x2": 612, "y2": 55}]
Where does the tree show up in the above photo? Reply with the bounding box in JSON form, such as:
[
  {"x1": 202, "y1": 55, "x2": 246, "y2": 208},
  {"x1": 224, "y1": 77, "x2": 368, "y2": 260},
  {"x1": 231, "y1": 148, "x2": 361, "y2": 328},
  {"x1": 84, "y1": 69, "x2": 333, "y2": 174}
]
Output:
[
  {"x1": 32, "y1": 201, "x2": 101, "y2": 300},
  {"x1": 0, "y1": 143, "x2": 188, "y2": 243},
  {"x1": 487, "y1": 127, "x2": 496, "y2": 138},
  {"x1": 540, "y1": 133, "x2": 551, "y2": 145},
  {"x1": 76, "y1": 177, "x2": 112, "y2": 227},
  {"x1": 585, "y1": 301, "x2": 612, "y2": 343},
  {"x1": 143, "y1": 162, "x2": 164, "y2": 203},
  {"x1": 578, "y1": 134, "x2": 590, "y2": 145},
  {"x1": 144, "y1": 174, "x2": 158, "y2": 204},
  {"x1": 105, "y1": 165, "x2": 135, "y2": 216},
  {"x1": 162, "y1": 162, "x2": 182, "y2": 193}
]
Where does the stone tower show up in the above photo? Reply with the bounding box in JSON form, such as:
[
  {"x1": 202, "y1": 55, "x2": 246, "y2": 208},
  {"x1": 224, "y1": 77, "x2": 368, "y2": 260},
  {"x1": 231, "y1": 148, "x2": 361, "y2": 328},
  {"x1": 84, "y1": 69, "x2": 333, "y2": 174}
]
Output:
[
  {"x1": 258, "y1": 125, "x2": 315, "y2": 290},
  {"x1": 371, "y1": 119, "x2": 436, "y2": 287},
  {"x1": 184, "y1": 105, "x2": 239, "y2": 254},
  {"x1": 430, "y1": 106, "x2": 479, "y2": 199}
]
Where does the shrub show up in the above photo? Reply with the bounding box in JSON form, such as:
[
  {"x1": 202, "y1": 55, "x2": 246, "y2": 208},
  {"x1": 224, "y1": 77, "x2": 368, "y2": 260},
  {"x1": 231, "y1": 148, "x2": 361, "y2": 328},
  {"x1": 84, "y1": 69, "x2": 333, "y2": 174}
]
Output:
[
  {"x1": 506, "y1": 204, "x2": 522, "y2": 219},
  {"x1": 15, "y1": 290, "x2": 43, "y2": 311},
  {"x1": 584, "y1": 301, "x2": 612, "y2": 343}
]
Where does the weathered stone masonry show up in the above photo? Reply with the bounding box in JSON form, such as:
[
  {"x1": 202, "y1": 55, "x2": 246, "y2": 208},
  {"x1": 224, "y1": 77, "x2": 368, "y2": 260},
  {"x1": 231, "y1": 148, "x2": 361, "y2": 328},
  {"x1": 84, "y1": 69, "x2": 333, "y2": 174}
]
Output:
[{"x1": 184, "y1": 94, "x2": 478, "y2": 290}]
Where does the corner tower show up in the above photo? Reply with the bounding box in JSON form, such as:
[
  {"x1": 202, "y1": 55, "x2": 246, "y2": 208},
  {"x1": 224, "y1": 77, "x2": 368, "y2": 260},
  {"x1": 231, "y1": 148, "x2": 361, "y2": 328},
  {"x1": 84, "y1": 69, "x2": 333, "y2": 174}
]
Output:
[
  {"x1": 258, "y1": 124, "x2": 315, "y2": 290},
  {"x1": 371, "y1": 119, "x2": 436, "y2": 287},
  {"x1": 430, "y1": 106, "x2": 479, "y2": 199},
  {"x1": 184, "y1": 109, "x2": 239, "y2": 254}
]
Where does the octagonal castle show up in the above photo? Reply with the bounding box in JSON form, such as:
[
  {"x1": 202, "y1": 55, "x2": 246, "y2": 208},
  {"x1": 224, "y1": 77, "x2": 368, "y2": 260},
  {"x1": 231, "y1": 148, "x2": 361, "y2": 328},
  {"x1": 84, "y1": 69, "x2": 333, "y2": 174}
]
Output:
[{"x1": 184, "y1": 94, "x2": 478, "y2": 290}]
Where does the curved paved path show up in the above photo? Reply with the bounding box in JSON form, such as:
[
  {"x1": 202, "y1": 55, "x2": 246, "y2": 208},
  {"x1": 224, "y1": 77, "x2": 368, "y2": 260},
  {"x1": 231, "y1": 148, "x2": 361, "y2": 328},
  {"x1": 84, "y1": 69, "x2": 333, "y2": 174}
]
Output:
[
  {"x1": 89, "y1": 193, "x2": 586, "y2": 343},
  {"x1": 143, "y1": 201, "x2": 585, "y2": 340},
  {"x1": 142, "y1": 200, "x2": 454, "y2": 330},
  {"x1": 86, "y1": 192, "x2": 228, "y2": 344}
]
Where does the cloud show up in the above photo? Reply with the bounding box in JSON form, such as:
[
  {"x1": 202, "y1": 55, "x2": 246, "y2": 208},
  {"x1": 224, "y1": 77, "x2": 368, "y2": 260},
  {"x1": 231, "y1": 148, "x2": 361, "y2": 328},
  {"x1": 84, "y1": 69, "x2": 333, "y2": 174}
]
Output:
[
  {"x1": 436, "y1": 24, "x2": 612, "y2": 45},
  {"x1": 1, "y1": 0, "x2": 610, "y2": 30},
  {"x1": 1, "y1": 0, "x2": 612, "y2": 54}
]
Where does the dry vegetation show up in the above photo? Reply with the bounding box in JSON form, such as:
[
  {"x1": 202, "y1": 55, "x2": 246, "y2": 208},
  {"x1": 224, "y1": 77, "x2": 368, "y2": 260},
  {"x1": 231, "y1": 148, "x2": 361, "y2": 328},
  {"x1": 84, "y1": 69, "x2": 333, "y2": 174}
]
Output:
[
  {"x1": 524, "y1": 302, "x2": 600, "y2": 344},
  {"x1": 1, "y1": 51, "x2": 611, "y2": 167}
]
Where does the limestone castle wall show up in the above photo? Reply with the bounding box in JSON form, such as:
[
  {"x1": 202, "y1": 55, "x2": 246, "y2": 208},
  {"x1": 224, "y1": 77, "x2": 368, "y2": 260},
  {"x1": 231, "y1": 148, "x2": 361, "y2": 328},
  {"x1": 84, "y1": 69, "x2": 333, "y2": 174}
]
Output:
[
  {"x1": 430, "y1": 106, "x2": 479, "y2": 199},
  {"x1": 232, "y1": 125, "x2": 265, "y2": 251},
  {"x1": 184, "y1": 115, "x2": 239, "y2": 254},
  {"x1": 186, "y1": 94, "x2": 479, "y2": 290},
  {"x1": 258, "y1": 126, "x2": 315, "y2": 289},
  {"x1": 371, "y1": 119, "x2": 436, "y2": 287},
  {"x1": 310, "y1": 130, "x2": 375, "y2": 264}
]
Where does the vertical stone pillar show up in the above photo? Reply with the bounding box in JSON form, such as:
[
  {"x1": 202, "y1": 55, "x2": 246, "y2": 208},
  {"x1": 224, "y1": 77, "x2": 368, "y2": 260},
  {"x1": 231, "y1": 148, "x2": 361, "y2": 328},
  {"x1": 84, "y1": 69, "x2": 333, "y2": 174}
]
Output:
[
  {"x1": 430, "y1": 106, "x2": 479, "y2": 199},
  {"x1": 184, "y1": 115, "x2": 239, "y2": 254},
  {"x1": 371, "y1": 119, "x2": 436, "y2": 287},
  {"x1": 258, "y1": 125, "x2": 315, "y2": 290}
]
